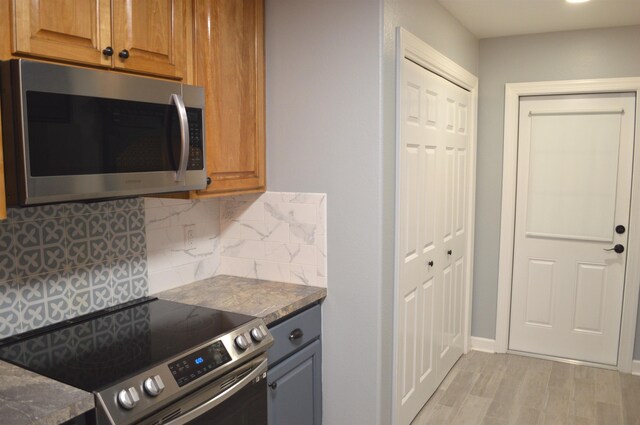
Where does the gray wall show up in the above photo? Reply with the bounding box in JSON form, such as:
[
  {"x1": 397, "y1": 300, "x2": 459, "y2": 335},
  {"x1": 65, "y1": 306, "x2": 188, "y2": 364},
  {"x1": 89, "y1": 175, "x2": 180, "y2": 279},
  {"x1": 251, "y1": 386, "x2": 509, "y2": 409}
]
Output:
[
  {"x1": 265, "y1": 1, "x2": 383, "y2": 424},
  {"x1": 473, "y1": 25, "x2": 640, "y2": 360},
  {"x1": 384, "y1": 0, "x2": 479, "y2": 75},
  {"x1": 265, "y1": 0, "x2": 479, "y2": 423}
]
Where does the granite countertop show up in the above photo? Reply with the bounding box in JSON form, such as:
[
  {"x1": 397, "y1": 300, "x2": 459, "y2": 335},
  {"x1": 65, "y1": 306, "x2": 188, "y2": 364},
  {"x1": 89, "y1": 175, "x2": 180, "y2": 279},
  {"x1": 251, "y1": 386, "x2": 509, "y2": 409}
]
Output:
[
  {"x1": 0, "y1": 360, "x2": 94, "y2": 425},
  {"x1": 158, "y1": 275, "x2": 327, "y2": 325}
]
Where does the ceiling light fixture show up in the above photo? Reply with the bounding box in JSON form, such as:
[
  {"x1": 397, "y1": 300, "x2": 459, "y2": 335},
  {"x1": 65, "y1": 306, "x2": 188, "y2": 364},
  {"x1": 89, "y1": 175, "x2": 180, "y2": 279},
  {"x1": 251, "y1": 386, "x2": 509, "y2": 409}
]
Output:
[{"x1": 566, "y1": 0, "x2": 590, "y2": 3}]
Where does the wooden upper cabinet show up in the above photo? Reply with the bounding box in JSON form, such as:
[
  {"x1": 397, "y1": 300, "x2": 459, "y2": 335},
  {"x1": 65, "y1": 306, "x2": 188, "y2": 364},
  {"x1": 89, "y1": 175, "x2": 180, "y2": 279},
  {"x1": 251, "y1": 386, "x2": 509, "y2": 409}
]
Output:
[
  {"x1": 0, "y1": 102, "x2": 5, "y2": 221},
  {"x1": 13, "y1": 0, "x2": 112, "y2": 67},
  {"x1": 11, "y1": 0, "x2": 187, "y2": 80},
  {"x1": 112, "y1": 0, "x2": 186, "y2": 79},
  {"x1": 194, "y1": 0, "x2": 266, "y2": 196}
]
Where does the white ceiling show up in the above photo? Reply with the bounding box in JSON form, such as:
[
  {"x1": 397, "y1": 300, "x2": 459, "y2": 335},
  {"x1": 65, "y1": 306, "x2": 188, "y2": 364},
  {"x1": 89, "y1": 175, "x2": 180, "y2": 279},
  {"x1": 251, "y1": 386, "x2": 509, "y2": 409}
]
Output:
[{"x1": 437, "y1": 0, "x2": 640, "y2": 39}]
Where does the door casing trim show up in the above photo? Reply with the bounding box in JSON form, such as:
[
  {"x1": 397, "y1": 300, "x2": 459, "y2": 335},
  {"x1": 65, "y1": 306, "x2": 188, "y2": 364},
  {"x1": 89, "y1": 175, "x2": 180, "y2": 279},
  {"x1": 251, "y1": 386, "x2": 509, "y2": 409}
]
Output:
[
  {"x1": 393, "y1": 27, "x2": 478, "y2": 424},
  {"x1": 496, "y1": 78, "x2": 640, "y2": 372}
]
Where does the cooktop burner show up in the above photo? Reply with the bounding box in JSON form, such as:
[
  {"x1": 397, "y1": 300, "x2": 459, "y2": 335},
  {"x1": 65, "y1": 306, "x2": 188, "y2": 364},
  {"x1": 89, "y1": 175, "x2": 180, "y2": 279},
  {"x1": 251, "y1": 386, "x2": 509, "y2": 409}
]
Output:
[{"x1": 0, "y1": 298, "x2": 255, "y2": 391}]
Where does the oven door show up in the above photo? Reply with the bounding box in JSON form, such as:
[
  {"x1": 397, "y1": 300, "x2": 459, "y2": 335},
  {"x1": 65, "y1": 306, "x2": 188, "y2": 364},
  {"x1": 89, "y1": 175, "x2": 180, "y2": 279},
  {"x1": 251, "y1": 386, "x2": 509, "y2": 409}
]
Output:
[{"x1": 141, "y1": 355, "x2": 268, "y2": 425}]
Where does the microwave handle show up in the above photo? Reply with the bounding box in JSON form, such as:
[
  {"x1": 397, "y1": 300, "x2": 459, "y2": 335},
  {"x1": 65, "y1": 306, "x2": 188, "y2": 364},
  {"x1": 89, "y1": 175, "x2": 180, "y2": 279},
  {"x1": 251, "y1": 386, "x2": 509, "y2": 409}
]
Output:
[{"x1": 171, "y1": 93, "x2": 190, "y2": 182}]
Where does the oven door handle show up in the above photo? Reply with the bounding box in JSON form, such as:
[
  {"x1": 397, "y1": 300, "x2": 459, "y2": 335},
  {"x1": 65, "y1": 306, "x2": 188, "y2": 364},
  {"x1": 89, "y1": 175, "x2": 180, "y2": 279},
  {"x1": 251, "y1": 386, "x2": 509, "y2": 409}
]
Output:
[
  {"x1": 171, "y1": 93, "x2": 190, "y2": 183},
  {"x1": 163, "y1": 357, "x2": 268, "y2": 425}
]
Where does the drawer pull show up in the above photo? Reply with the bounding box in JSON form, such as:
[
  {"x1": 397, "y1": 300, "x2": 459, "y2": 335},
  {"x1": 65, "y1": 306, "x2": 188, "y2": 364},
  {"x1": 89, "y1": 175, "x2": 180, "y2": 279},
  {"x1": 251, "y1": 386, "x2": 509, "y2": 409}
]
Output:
[{"x1": 289, "y1": 328, "x2": 304, "y2": 341}]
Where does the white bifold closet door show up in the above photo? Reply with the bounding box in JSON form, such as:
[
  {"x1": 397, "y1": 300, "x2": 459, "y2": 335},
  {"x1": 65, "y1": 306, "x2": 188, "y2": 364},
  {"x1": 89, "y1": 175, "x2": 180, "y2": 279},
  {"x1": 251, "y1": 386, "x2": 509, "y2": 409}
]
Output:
[
  {"x1": 396, "y1": 58, "x2": 471, "y2": 425},
  {"x1": 509, "y1": 93, "x2": 636, "y2": 366}
]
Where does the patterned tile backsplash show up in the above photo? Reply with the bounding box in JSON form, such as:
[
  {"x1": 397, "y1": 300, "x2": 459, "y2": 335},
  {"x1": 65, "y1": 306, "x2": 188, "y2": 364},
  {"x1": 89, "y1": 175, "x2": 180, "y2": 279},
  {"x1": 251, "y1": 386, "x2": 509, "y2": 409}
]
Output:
[{"x1": 0, "y1": 198, "x2": 148, "y2": 339}]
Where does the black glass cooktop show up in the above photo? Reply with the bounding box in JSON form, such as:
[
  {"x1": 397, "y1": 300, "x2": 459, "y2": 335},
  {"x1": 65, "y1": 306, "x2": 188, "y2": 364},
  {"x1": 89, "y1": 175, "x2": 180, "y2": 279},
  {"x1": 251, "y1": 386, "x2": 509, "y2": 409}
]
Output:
[{"x1": 0, "y1": 298, "x2": 254, "y2": 392}]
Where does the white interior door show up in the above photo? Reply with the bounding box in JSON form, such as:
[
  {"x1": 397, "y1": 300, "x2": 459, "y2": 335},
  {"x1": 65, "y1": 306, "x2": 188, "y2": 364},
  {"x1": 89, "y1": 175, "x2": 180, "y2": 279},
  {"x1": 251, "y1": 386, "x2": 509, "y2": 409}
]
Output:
[
  {"x1": 509, "y1": 93, "x2": 636, "y2": 365},
  {"x1": 396, "y1": 58, "x2": 470, "y2": 425}
]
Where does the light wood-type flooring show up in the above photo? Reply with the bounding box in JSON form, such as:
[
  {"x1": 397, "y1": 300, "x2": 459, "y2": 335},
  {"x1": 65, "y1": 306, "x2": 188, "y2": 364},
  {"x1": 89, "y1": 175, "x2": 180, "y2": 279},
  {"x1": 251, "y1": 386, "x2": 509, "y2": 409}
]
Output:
[{"x1": 411, "y1": 351, "x2": 640, "y2": 425}]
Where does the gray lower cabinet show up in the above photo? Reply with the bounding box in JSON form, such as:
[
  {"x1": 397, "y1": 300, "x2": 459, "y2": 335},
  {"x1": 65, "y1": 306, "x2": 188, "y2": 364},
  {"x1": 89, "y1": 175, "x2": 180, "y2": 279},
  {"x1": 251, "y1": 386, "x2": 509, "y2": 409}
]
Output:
[
  {"x1": 267, "y1": 304, "x2": 322, "y2": 425},
  {"x1": 268, "y1": 339, "x2": 321, "y2": 425}
]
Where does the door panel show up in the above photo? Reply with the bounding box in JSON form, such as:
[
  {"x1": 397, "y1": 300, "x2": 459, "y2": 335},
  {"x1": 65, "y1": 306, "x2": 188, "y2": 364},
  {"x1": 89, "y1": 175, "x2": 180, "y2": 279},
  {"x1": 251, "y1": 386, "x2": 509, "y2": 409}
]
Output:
[
  {"x1": 443, "y1": 148, "x2": 455, "y2": 242},
  {"x1": 509, "y1": 93, "x2": 636, "y2": 365},
  {"x1": 396, "y1": 58, "x2": 470, "y2": 425},
  {"x1": 422, "y1": 148, "x2": 437, "y2": 253},
  {"x1": 441, "y1": 265, "x2": 453, "y2": 358},
  {"x1": 454, "y1": 258, "x2": 464, "y2": 341},
  {"x1": 420, "y1": 278, "x2": 435, "y2": 381},
  {"x1": 13, "y1": 0, "x2": 112, "y2": 67},
  {"x1": 574, "y1": 263, "x2": 607, "y2": 333},
  {"x1": 524, "y1": 259, "x2": 555, "y2": 327},
  {"x1": 525, "y1": 111, "x2": 622, "y2": 241},
  {"x1": 456, "y1": 150, "x2": 467, "y2": 236},
  {"x1": 401, "y1": 289, "x2": 418, "y2": 403}
]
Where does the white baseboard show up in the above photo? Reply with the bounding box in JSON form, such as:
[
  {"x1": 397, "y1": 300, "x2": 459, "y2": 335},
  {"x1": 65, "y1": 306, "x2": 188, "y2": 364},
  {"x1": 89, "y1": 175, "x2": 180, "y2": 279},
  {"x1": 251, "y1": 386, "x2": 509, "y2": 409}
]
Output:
[
  {"x1": 471, "y1": 336, "x2": 496, "y2": 353},
  {"x1": 633, "y1": 360, "x2": 640, "y2": 376}
]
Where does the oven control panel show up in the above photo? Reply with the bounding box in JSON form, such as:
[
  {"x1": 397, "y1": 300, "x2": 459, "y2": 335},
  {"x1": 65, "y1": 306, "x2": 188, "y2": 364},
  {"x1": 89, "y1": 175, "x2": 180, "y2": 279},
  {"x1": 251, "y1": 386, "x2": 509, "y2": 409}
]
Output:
[{"x1": 168, "y1": 340, "x2": 232, "y2": 387}]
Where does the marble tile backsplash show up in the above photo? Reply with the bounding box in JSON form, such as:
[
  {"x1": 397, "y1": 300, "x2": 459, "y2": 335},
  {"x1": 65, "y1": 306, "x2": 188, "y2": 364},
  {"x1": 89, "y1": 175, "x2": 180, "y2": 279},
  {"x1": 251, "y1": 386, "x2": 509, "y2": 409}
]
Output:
[
  {"x1": 144, "y1": 191, "x2": 327, "y2": 292},
  {"x1": 219, "y1": 192, "x2": 327, "y2": 287},
  {"x1": 0, "y1": 198, "x2": 148, "y2": 339},
  {"x1": 145, "y1": 197, "x2": 221, "y2": 294}
]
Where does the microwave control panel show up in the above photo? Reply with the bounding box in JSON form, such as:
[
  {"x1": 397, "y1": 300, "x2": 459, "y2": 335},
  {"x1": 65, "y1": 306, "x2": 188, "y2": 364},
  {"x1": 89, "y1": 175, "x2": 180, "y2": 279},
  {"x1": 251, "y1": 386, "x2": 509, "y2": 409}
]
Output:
[{"x1": 187, "y1": 108, "x2": 204, "y2": 170}]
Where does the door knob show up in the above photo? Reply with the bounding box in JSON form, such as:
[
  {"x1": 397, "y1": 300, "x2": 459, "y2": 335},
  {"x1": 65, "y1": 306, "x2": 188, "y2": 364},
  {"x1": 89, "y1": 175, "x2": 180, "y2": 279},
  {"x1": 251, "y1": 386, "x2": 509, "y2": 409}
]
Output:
[
  {"x1": 615, "y1": 225, "x2": 626, "y2": 234},
  {"x1": 604, "y1": 244, "x2": 625, "y2": 254}
]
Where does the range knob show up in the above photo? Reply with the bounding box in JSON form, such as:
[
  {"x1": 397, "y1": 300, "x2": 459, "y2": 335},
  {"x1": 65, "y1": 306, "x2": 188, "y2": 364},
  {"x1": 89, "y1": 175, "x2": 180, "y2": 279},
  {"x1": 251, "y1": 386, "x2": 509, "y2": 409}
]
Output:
[
  {"x1": 235, "y1": 334, "x2": 250, "y2": 350},
  {"x1": 117, "y1": 387, "x2": 140, "y2": 410},
  {"x1": 143, "y1": 375, "x2": 165, "y2": 397},
  {"x1": 250, "y1": 327, "x2": 265, "y2": 342}
]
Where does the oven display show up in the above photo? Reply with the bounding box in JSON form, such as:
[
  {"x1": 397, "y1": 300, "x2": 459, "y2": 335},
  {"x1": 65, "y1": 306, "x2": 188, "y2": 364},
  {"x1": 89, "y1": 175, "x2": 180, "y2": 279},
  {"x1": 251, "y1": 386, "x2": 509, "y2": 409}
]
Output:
[{"x1": 168, "y1": 341, "x2": 232, "y2": 387}]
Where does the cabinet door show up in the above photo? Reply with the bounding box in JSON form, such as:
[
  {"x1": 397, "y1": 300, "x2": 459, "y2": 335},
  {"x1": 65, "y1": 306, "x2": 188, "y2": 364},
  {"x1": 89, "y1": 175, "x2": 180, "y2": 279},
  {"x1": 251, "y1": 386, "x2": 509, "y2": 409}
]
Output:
[
  {"x1": 112, "y1": 0, "x2": 186, "y2": 79},
  {"x1": 0, "y1": 102, "x2": 5, "y2": 221},
  {"x1": 13, "y1": 0, "x2": 112, "y2": 67},
  {"x1": 193, "y1": 0, "x2": 266, "y2": 196},
  {"x1": 268, "y1": 340, "x2": 322, "y2": 425}
]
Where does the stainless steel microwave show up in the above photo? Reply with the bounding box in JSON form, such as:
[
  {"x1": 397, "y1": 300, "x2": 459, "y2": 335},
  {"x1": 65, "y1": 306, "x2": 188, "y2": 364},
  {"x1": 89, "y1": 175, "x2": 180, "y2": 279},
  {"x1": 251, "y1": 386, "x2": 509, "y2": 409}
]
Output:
[{"x1": 0, "y1": 59, "x2": 206, "y2": 206}]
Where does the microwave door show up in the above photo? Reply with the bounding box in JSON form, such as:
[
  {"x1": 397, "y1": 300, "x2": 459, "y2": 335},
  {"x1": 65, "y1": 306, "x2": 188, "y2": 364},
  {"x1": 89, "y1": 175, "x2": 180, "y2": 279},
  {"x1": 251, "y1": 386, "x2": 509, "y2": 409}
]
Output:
[{"x1": 21, "y1": 92, "x2": 192, "y2": 204}]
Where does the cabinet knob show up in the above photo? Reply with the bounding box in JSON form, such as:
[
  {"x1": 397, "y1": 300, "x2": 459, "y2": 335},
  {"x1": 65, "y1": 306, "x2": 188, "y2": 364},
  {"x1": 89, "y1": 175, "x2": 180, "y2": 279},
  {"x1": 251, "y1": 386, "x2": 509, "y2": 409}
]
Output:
[
  {"x1": 119, "y1": 49, "x2": 130, "y2": 59},
  {"x1": 289, "y1": 328, "x2": 304, "y2": 341},
  {"x1": 102, "y1": 46, "x2": 114, "y2": 57},
  {"x1": 428, "y1": 260, "x2": 434, "y2": 267},
  {"x1": 447, "y1": 249, "x2": 452, "y2": 256},
  {"x1": 269, "y1": 381, "x2": 277, "y2": 390}
]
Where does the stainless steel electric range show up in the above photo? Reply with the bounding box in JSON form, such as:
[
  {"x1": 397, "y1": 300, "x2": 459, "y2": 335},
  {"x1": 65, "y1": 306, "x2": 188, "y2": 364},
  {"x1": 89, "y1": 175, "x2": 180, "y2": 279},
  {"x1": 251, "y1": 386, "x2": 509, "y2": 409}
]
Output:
[{"x1": 0, "y1": 297, "x2": 274, "y2": 425}]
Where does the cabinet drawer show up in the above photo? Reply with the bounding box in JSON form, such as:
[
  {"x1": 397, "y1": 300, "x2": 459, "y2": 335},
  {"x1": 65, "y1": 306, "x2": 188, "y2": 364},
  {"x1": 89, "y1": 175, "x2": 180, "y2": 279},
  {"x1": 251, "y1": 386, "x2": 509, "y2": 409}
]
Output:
[{"x1": 268, "y1": 305, "x2": 321, "y2": 366}]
